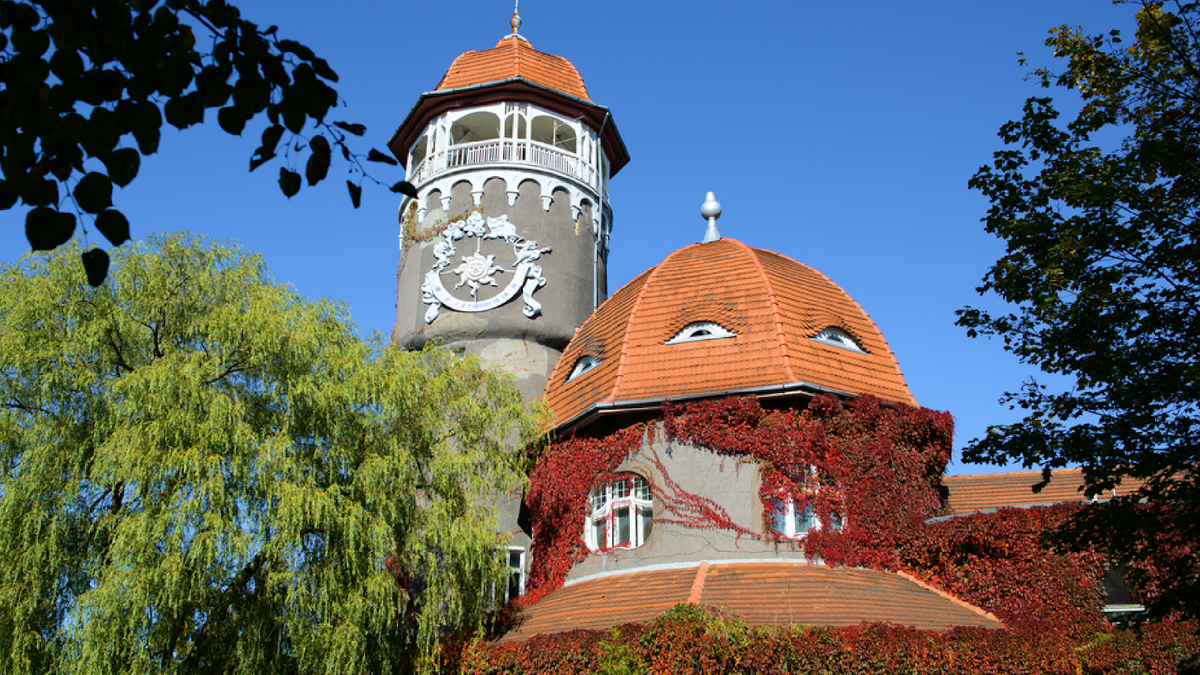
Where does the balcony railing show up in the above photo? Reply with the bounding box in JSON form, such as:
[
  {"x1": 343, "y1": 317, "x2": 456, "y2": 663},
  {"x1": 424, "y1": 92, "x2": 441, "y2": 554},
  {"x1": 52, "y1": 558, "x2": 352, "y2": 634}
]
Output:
[{"x1": 408, "y1": 139, "x2": 601, "y2": 191}]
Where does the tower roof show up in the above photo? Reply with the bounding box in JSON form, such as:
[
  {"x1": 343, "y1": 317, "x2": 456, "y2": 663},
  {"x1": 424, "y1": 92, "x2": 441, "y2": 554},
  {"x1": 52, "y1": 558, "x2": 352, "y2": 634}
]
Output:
[
  {"x1": 543, "y1": 238, "x2": 917, "y2": 428},
  {"x1": 434, "y1": 36, "x2": 591, "y2": 101}
]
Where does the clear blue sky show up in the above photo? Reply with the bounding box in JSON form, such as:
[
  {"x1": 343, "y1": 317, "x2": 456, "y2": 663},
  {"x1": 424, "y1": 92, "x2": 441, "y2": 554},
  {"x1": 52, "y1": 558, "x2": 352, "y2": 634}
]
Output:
[{"x1": 0, "y1": 0, "x2": 1140, "y2": 474}]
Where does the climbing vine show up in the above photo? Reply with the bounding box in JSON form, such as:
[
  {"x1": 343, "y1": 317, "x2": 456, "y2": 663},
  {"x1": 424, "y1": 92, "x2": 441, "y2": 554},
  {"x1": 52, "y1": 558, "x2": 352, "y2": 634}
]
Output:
[{"x1": 522, "y1": 394, "x2": 953, "y2": 603}]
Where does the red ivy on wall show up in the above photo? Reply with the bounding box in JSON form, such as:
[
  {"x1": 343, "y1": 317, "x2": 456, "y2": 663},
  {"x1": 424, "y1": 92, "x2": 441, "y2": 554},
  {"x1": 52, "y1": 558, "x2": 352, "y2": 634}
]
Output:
[{"x1": 523, "y1": 394, "x2": 953, "y2": 603}]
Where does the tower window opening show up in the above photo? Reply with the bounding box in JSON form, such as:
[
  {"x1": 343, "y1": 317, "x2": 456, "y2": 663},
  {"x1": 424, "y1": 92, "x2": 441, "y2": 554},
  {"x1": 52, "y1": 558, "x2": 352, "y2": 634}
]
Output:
[
  {"x1": 769, "y1": 497, "x2": 843, "y2": 539},
  {"x1": 813, "y1": 327, "x2": 865, "y2": 353},
  {"x1": 531, "y1": 115, "x2": 577, "y2": 153},
  {"x1": 450, "y1": 111, "x2": 501, "y2": 144},
  {"x1": 666, "y1": 322, "x2": 737, "y2": 344},
  {"x1": 409, "y1": 136, "x2": 428, "y2": 172},
  {"x1": 586, "y1": 474, "x2": 653, "y2": 552}
]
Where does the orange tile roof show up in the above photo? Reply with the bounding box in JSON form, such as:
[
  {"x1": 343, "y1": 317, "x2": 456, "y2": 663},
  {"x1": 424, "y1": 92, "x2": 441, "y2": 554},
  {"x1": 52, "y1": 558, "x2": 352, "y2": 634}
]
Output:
[
  {"x1": 435, "y1": 36, "x2": 590, "y2": 101},
  {"x1": 543, "y1": 239, "x2": 916, "y2": 427},
  {"x1": 942, "y1": 468, "x2": 1148, "y2": 516},
  {"x1": 500, "y1": 562, "x2": 1002, "y2": 641}
]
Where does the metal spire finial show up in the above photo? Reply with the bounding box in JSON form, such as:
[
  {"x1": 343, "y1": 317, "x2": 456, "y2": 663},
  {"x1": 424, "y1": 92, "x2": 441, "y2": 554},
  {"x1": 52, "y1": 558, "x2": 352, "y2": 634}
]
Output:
[
  {"x1": 511, "y1": 1, "x2": 522, "y2": 36},
  {"x1": 701, "y1": 191, "x2": 722, "y2": 243}
]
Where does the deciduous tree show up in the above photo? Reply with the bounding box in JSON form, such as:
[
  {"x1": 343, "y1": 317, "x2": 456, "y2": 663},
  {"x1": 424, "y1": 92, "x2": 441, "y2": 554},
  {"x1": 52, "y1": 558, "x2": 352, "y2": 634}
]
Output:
[
  {"x1": 0, "y1": 0, "x2": 414, "y2": 284},
  {"x1": 0, "y1": 234, "x2": 539, "y2": 673},
  {"x1": 961, "y1": 0, "x2": 1200, "y2": 617}
]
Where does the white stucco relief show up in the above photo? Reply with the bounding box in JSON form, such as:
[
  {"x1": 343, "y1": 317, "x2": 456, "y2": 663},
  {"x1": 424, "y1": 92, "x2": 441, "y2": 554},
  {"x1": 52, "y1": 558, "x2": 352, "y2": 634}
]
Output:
[{"x1": 421, "y1": 212, "x2": 552, "y2": 323}]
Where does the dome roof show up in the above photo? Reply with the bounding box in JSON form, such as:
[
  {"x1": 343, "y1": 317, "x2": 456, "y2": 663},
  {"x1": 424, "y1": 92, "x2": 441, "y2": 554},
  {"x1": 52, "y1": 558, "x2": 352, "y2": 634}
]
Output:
[
  {"x1": 434, "y1": 36, "x2": 590, "y2": 101},
  {"x1": 543, "y1": 238, "x2": 916, "y2": 427}
]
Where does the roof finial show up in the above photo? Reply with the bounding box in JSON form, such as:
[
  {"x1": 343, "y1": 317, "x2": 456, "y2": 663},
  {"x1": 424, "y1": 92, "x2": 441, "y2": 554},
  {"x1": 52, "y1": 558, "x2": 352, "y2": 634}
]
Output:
[
  {"x1": 511, "y1": 0, "x2": 522, "y2": 36},
  {"x1": 701, "y1": 191, "x2": 722, "y2": 243}
]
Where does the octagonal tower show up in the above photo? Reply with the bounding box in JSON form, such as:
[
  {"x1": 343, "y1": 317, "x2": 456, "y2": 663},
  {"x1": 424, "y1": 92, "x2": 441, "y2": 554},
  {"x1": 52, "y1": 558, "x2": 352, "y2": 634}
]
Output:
[{"x1": 389, "y1": 14, "x2": 629, "y2": 401}]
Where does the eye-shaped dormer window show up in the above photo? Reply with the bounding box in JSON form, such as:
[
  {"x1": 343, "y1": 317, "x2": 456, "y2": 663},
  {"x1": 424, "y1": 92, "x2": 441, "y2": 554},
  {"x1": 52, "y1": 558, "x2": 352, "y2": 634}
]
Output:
[
  {"x1": 566, "y1": 355, "x2": 601, "y2": 383},
  {"x1": 665, "y1": 322, "x2": 737, "y2": 345},
  {"x1": 813, "y1": 327, "x2": 864, "y2": 353}
]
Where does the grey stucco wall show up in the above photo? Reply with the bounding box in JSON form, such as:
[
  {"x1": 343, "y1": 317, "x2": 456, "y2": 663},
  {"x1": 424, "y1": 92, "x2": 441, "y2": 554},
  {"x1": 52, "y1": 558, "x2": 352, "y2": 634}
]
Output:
[
  {"x1": 564, "y1": 434, "x2": 810, "y2": 582},
  {"x1": 394, "y1": 177, "x2": 604, "y2": 378}
]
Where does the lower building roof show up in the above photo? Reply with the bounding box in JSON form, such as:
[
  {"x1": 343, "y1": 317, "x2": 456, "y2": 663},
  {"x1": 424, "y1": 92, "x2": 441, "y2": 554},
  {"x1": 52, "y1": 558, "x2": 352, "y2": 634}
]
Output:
[
  {"x1": 499, "y1": 560, "x2": 1002, "y2": 642},
  {"x1": 941, "y1": 468, "x2": 1147, "y2": 517}
]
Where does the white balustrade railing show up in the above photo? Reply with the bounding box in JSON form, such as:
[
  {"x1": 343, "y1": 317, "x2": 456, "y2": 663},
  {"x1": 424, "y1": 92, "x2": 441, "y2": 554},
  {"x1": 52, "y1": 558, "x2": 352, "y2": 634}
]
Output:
[{"x1": 408, "y1": 139, "x2": 600, "y2": 190}]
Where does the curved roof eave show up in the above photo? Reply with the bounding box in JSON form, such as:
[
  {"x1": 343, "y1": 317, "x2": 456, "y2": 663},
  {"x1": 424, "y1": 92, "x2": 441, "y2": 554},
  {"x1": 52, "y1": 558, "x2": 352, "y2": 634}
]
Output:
[{"x1": 387, "y1": 78, "x2": 631, "y2": 176}]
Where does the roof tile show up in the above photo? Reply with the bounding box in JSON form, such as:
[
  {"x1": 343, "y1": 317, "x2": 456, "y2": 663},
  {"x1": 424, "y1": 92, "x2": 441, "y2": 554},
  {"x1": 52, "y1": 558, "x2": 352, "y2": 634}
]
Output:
[
  {"x1": 435, "y1": 37, "x2": 590, "y2": 101},
  {"x1": 544, "y1": 239, "x2": 916, "y2": 427},
  {"x1": 942, "y1": 468, "x2": 1147, "y2": 515},
  {"x1": 500, "y1": 562, "x2": 1001, "y2": 642}
]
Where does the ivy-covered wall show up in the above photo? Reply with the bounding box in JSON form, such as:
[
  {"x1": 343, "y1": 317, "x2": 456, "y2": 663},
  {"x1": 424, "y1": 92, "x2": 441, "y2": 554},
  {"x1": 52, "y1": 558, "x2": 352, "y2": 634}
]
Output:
[{"x1": 498, "y1": 394, "x2": 1200, "y2": 671}]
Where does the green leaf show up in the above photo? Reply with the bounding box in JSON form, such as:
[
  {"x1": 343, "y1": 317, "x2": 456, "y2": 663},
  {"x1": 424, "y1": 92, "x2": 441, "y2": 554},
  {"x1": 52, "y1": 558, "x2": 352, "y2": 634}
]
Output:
[
  {"x1": 20, "y1": 177, "x2": 58, "y2": 207},
  {"x1": 311, "y1": 57, "x2": 338, "y2": 82},
  {"x1": 347, "y1": 180, "x2": 361, "y2": 209},
  {"x1": 131, "y1": 101, "x2": 163, "y2": 155},
  {"x1": 25, "y1": 207, "x2": 75, "y2": 250},
  {"x1": 164, "y1": 92, "x2": 205, "y2": 130},
  {"x1": 279, "y1": 168, "x2": 301, "y2": 197},
  {"x1": 0, "y1": 180, "x2": 16, "y2": 210},
  {"x1": 390, "y1": 181, "x2": 418, "y2": 199},
  {"x1": 95, "y1": 209, "x2": 131, "y2": 246},
  {"x1": 80, "y1": 247, "x2": 110, "y2": 286},
  {"x1": 277, "y1": 39, "x2": 315, "y2": 61},
  {"x1": 368, "y1": 148, "x2": 399, "y2": 166},
  {"x1": 309, "y1": 134, "x2": 330, "y2": 157},
  {"x1": 217, "y1": 106, "x2": 247, "y2": 135},
  {"x1": 305, "y1": 148, "x2": 330, "y2": 186},
  {"x1": 333, "y1": 121, "x2": 366, "y2": 136},
  {"x1": 101, "y1": 149, "x2": 141, "y2": 187},
  {"x1": 74, "y1": 172, "x2": 113, "y2": 213}
]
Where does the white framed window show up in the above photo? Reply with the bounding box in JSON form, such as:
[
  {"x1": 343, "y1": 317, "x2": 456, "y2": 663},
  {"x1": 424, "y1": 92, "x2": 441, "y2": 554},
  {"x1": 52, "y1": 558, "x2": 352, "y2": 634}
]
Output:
[
  {"x1": 566, "y1": 355, "x2": 601, "y2": 382},
  {"x1": 504, "y1": 547, "x2": 526, "y2": 602},
  {"x1": 813, "y1": 327, "x2": 865, "y2": 353},
  {"x1": 769, "y1": 497, "x2": 843, "y2": 539},
  {"x1": 665, "y1": 321, "x2": 737, "y2": 345},
  {"x1": 585, "y1": 474, "x2": 653, "y2": 552}
]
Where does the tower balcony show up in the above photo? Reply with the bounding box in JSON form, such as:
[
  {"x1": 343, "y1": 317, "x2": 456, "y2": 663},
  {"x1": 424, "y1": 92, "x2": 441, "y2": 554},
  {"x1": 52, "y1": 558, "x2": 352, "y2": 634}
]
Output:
[{"x1": 408, "y1": 138, "x2": 604, "y2": 194}]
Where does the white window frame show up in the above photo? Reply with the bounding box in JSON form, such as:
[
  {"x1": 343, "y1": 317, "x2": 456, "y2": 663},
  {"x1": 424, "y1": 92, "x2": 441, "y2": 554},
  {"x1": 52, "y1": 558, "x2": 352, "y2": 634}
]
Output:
[
  {"x1": 769, "y1": 497, "x2": 843, "y2": 539},
  {"x1": 504, "y1": 547, "x2": 526, "y2": 602},
  {"x1": 585, "y1": 474, "x2": 653, "y2": 552},
  {"x1": 665, "y1": 321, "x2": 737, "y2": 345}
]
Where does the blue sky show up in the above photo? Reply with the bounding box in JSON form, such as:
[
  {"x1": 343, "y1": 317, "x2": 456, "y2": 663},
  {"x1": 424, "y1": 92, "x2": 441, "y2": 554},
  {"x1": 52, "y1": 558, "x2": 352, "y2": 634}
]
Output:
[{"x1": 0, "y1": 0, "x2": 1140, "y2": 473}]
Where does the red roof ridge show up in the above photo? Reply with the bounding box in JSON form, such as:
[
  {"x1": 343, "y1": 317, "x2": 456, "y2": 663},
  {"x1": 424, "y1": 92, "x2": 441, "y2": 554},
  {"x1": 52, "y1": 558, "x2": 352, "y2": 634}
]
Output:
[
  {"x1": 687, "y1": 561, "x2": 710, "y2": 604},
  {"x1": 893, "y1": 570, "x2": 1005, "y2": 625},
  {"x1": 601, "y1": 245, "x2": 685, "y2": 404},
  {"x1": 734, "y1": 239, "x2": 798, "y2": 384}
]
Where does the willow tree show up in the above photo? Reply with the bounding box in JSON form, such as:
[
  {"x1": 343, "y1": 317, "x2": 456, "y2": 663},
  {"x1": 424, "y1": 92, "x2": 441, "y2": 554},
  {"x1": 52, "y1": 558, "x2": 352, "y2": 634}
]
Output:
[{"x1": 0, "y1": 234, "x2": 541, "y2": 673}]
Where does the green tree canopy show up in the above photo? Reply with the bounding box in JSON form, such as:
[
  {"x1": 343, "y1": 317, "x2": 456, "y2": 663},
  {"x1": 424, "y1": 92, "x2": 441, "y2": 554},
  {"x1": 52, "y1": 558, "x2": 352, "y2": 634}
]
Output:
[
  {"x1": 961, "y1": 0, "x2": 1200, "y2": 616},
  {"x1": 0, "y1": 0, "x2": 413, "y2": 285},
  {"x1": 0, "y1": 234, "x2": 541, "y2": 673}
]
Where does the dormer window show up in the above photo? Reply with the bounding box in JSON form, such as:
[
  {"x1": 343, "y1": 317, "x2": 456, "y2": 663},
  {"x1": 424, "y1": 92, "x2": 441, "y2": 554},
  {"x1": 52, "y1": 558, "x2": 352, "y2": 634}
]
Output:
[
  {"x1": 566, "y1": 355, "x2": 601, "y2": 383},
  {"x1": 813, "y1": 327, "x2": 865, "y2": 353},
  {"x1": 665, "y1": 322, "x2": 736, "y2": 345}
]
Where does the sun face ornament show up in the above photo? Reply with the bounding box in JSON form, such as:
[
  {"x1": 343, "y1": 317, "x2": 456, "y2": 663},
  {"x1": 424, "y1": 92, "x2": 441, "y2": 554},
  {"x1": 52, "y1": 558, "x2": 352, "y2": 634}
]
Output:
[{"x1": 421, "y1": 213, "x2": 551, "y2": 323}]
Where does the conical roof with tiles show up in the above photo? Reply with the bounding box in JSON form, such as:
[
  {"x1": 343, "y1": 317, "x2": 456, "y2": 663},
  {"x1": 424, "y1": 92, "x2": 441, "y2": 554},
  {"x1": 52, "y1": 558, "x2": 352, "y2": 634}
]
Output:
[
  {"x1": 434, "y1": 35, "x2": 590, "y2": 101},
  {"x1": 543, "y1": 238, "x2": 916, "y2": 427}
]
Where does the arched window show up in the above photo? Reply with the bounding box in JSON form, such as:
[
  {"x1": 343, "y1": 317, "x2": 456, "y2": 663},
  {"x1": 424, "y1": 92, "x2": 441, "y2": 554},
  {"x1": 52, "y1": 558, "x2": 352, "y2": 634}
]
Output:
[
  {"x1": 531, "y1": 115, "x2": 576, "y2": 152},
  {"x1": 566, "y1": 355, "x2": 601, "y2": 383},
  {"x1": 585, "y1": 474, "x2": 653, "y2": 552},
  {"x1": 665, "y1": 321, "x2": 737, "y2": 345},
  {"x1": 450, "y1": 111, "x2": 500, "y2": 144},
  {"x1": 813, "y1": 327, "x2": 865, "y2": 353}
]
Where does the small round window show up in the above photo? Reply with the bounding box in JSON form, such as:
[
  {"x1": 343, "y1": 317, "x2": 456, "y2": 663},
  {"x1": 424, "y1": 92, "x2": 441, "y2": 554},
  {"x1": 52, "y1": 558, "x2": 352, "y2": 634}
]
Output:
[{"x1": 813, "y1": 327, "x2": 864, "y2": 353}]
